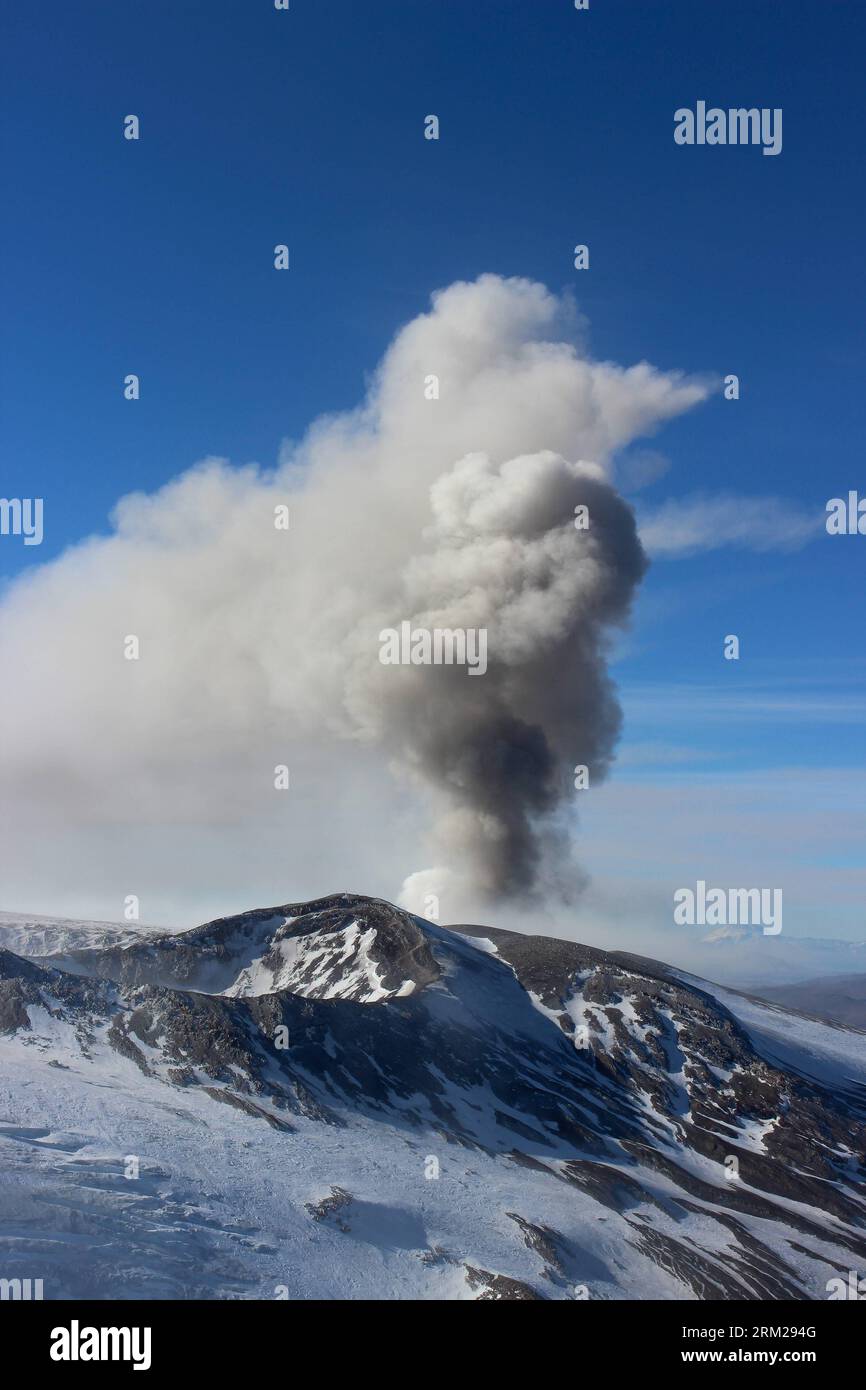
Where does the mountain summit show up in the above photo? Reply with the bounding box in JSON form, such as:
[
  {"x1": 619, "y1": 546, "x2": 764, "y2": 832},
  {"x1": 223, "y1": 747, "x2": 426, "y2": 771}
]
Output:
[{"x1": 1, "y1": 894, "x2": 864, "y2": 1300}]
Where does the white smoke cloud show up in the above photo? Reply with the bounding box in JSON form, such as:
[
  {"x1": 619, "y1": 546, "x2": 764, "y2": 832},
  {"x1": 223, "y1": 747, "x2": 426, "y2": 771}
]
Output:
[{"x1": 0, "y1": 274, "x2": 709, "y2": 923}]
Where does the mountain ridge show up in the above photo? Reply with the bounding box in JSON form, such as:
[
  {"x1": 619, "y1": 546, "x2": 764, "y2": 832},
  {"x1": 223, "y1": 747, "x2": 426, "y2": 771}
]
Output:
[{"x1": 1, "y1": 892, "x2": 864, "y2": 1301}]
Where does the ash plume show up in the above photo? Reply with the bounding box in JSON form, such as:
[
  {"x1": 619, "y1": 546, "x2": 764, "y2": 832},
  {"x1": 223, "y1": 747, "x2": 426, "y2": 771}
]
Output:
[
  {"x1": 0, "y1": 275, "x2": 707, "y2": 918},
  {"x1": 358, "y1": 450, "x2": 650, "y2": 902}
]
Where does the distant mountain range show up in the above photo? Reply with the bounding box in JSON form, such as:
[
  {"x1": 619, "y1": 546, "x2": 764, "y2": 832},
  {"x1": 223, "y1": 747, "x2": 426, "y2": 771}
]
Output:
[
  {"x1": 1, "y1": 895, "x2": 864, "y2": 1300},
  {"x1": 0, "y1": 909, "x2": 169, "y2": 962},
  {"x1": 680, "y1": 922, "x2": 866, "y2": 995}
]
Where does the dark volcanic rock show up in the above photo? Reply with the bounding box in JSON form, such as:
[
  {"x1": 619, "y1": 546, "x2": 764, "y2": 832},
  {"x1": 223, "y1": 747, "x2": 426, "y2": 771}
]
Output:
[{"x1": 464, "y1": 1265, "x2": 544, "y2": 1300}]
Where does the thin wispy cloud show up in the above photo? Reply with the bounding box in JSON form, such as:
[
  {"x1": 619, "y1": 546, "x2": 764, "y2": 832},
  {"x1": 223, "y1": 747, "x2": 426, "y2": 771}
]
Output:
[
  {"x1": 639, "y1": 493, "x2": 823, "y2": 557},
  {"x1": 623, "y1": 682, "x2": 866, "y2": 725}
]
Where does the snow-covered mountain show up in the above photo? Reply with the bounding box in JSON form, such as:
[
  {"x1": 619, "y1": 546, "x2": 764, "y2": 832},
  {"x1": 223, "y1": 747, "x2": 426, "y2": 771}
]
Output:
[
  {"x1": 1, "y1": 893, "x2": 864, "y2": 1301},
  {"x1": 0, "y1": 909, "x2": 168, "y2": 965},
  {"x1": 685, "y1": 923, "x2": 866, "y2": 990}
]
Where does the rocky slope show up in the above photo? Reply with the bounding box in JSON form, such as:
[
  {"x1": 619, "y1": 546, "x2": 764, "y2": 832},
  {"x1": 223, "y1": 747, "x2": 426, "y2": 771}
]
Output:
[{"x1": 0, "y1": 893, "x2": 864, "y2": 1301}]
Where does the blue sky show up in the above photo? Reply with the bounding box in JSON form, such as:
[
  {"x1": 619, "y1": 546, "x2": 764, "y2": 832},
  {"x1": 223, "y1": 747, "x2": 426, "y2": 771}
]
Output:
[{"x1": 1, "y1": 1, "x2": 863, "y2": 937}]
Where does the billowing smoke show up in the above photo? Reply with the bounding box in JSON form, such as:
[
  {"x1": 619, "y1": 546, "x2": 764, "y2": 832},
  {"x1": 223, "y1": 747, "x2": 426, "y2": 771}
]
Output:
[
  {"x1": 353, "y1": 450, "x2": 649, "y2": 901},
  {"x1": 0, "y1": 275, "x2": 707, "y2": 919}
]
